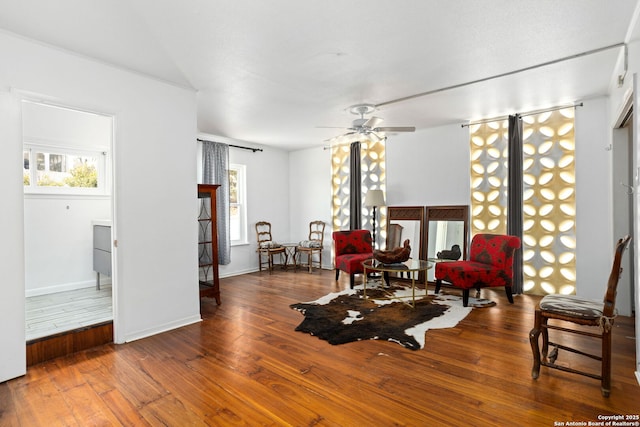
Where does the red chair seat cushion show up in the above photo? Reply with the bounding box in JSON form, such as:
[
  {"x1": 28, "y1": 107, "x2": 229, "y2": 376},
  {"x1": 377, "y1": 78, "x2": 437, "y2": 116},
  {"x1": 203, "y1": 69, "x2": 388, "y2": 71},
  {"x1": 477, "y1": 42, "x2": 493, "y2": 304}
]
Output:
[
  {"x1": 435, "y1": 261, "x2": 513, "y2": 289},
  {"x1": 434, "y1": 234, "x2": 520, "y2": 290},
  {"x1": 335, "y1": 253, "x2": 372, "y2": 275}
]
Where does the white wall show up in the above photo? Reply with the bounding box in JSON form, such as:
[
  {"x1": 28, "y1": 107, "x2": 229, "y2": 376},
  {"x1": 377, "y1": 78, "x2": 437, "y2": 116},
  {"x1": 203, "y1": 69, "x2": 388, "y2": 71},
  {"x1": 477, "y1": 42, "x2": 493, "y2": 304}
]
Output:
[
  {"x1": 197, "y1": 135, "x2": 291, "y2": 276},
  {"x1": 289, "y1": 146, "x2": 332, "y2": 268},
  {"x1": 24, "y1": 197, "x2": 111, "y2": 295},
  {"x1": 574, "y1": 98, "x2": 615, "y2": 299},
  {"x1": 22, "y1": 100, "x2": 112, "y2": 147},
  {"x1": 0, "y1": 30, "x2": 200, "y2": 355},
  {"x1": 386, "y1": 125, "x2": 471, "y2": 206}
]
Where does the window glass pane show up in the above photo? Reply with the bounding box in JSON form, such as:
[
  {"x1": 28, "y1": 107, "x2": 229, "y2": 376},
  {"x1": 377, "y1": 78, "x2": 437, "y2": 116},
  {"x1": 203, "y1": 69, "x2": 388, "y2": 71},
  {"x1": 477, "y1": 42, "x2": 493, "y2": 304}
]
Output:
[
  {"x1": 35, "y1": 151, "x2": 98, "y2": 188},
  {"x1": 229, "y1": 169, "x2": 238, "y2": 204},
  {"x1": 230, "y1": 205, "x2": 240, "y2": 241},
  {"x1": 36, "y1": 153, "x2": 45, "y2": 171},
  {"x1": 23, "y1": 150, "x2": 30, "y2": 186},
  {"x1": 23, "y1": 150, "x2": 29, "y2": 171},
  {"x1": 49, "y1": 154, "x2": 66, "y2": 172},
  {"x1": 228, "y1": 164, "x2": 246, "y2": 244},
  {"x1": 66, "y1": 157, "x2": 98, "y2": 188}
]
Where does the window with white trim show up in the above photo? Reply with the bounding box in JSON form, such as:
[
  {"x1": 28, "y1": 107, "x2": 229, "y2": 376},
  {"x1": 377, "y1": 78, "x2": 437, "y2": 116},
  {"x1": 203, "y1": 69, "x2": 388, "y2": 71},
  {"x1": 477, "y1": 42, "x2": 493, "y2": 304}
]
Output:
[
  {"x1": 229, "y1": 163, "x2": 247, "y2": 245},
  {"x1": 23, "y1": 143, "x2": 108, "y2": 195}
]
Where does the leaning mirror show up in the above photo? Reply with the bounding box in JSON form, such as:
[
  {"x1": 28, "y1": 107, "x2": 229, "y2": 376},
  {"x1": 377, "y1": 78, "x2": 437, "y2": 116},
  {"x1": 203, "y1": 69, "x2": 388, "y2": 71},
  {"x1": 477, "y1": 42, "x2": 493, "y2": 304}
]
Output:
[
  {"x1": 385, "y1": 206, "x2": 425, "y2": 283},
  {"x1": 424, "y1": 205, "x2": 469, "y2": 284}
]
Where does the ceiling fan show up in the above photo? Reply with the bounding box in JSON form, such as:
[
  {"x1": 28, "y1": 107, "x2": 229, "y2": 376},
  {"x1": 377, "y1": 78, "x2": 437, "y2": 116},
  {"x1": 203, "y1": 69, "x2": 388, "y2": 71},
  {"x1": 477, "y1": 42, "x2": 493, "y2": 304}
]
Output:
[{"x1": 323, "y1": 103, "x2": 416, "y2": 144}]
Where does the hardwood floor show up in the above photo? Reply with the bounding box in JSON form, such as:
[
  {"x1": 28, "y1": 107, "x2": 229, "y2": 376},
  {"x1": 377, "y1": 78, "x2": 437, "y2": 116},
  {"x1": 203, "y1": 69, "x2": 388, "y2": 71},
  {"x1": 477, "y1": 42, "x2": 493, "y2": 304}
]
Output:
[{"x1": 1, "y1": 270, "x2": 638, "y2": 426}]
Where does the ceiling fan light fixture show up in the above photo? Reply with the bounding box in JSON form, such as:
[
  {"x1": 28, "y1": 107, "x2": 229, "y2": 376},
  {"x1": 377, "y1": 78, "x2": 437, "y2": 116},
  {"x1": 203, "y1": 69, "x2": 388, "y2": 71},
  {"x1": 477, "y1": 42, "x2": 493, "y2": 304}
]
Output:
[
  {"x1": 349, "y1": 103, "x2": 376, "y2": 117},
  {"x1": 352, "y1": 117, "x2": 369, "y2": 128},
  {"x1": 362, "y1": 116, "x2": 383, "y2": 129},
  {"x1": 322, "y1": 103, "x2": 414, "y2": 143}
]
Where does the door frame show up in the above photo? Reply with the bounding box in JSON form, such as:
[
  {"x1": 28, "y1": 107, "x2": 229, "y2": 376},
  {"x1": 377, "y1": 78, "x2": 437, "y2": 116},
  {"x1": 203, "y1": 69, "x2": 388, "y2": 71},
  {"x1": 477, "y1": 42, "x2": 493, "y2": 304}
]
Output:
[
  {"x1": 0, "y1": 90, "x2": 26, "y2": 382},
  {"x1": 630, "y1": 75, "x2": 640, "y2": 384},
  {"x1": 17, "y1": 90, "x2": 121, "y2": 346},
  {"x1": 612, "y1": 107, "x2": 634, "y2": 317}
]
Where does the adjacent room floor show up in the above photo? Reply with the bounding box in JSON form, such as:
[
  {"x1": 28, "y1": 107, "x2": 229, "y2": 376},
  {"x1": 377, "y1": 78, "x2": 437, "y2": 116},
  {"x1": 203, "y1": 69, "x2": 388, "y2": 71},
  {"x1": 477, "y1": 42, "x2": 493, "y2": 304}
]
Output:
[{"x1": 25, "y1": 285, "x2": 112, "y2": 341}]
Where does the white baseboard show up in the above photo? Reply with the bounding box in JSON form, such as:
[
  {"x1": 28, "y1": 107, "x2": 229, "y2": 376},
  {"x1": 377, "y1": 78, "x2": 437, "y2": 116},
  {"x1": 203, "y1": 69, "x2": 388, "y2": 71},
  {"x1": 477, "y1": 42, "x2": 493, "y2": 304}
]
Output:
[
  {"x1": 219, "y1": 265, "x2": 337, "y2": 278},
  {"x1": 121, "y1": 315, "x2": 202, "y2": 344},
  {"x1": 25, "y1": 277, "x2": 111, "y2": 297},
  {"x1": 635, "y1": 370, "x2": 640, "y2": 386},
  {"x1": 218, "y1": 267, "x2": 257, "y2": 279}
]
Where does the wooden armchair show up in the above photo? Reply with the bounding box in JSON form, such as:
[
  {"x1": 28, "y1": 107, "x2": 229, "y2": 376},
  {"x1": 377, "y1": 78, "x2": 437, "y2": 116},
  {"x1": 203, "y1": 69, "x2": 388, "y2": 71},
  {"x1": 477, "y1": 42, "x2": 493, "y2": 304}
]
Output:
[
  {"x1": 434, "y1": 233, "x2": 521, "y2": 307},
  {"x1": 296, "y1": 220, "x2": 325, "y2": 273},
  {"x1": 529, "y1": 235, "x2": 631, "y2": 397},
  {"x1": 332, "y1": 229, "x2": 373, "y2": 289},
  {"x1": 256, "y1": 221, "x2": 286, "y2": 273}
]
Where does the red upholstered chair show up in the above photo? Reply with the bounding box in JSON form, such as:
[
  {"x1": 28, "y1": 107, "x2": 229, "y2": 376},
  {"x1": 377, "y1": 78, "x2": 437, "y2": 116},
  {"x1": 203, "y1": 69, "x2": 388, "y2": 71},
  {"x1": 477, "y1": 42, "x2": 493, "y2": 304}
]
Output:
[
  {"x1": 434, "y1": 233, "x2": 521, "y2": 307},
  {"x1": 332, "y1": 230, "x2": 373, "y2": 289}
]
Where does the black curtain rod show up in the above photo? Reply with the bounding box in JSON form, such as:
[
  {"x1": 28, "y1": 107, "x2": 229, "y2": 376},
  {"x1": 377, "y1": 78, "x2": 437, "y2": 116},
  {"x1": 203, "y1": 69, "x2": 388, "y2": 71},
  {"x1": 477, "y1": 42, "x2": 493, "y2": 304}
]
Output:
[
  {"x1": 197, "y1": 138, "x2": 263, "y2": 152},
  {"x1": 519, "y1": 102, "x2": 583, "y2": 118}
]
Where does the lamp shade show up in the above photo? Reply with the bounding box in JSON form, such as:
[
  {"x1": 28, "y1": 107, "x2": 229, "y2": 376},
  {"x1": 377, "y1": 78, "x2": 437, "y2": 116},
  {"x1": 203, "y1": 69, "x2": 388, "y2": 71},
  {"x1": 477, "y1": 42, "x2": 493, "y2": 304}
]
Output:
[{"x1": 364, "y1": 189, "x2": 385, "y2": 207}]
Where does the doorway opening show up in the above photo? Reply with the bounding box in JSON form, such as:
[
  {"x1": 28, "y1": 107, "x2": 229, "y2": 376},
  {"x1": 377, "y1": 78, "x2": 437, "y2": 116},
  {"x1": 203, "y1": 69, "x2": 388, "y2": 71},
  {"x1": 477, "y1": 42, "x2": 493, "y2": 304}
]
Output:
[
  {"x1": 612, "y1": 101, "x2": 635, "y2": 317},
  {"x1": 22, "y1": 100, "x2": 114, "y2": 349}
]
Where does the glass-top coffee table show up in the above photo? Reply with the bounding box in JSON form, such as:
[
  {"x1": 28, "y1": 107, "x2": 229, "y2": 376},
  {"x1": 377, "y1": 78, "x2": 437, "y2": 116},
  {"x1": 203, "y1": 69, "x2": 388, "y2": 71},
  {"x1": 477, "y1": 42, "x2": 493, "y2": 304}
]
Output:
[{"x1": 362, "y1": 259, "x2": 433, "y2": 307}]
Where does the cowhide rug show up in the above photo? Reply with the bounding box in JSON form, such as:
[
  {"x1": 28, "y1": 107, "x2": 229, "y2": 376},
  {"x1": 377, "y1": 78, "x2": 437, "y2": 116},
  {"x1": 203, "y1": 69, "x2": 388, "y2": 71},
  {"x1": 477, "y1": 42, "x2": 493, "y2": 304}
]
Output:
[{"x1": 290, "y1": 285, "x2": 473, "y2": 350}]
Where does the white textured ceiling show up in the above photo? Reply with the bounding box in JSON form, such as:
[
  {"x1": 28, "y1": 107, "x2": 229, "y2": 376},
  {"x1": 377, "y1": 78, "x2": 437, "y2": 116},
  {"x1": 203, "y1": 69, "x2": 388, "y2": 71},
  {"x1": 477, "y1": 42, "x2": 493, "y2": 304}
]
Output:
[{"x1": 0, "y1": 0, "x2": 638, "y2": 150}]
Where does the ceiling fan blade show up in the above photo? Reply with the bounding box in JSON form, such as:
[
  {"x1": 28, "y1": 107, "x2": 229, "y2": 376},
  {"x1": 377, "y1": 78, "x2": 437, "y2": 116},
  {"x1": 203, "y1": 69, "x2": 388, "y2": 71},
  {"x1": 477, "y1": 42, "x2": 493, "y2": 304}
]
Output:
[
  {"x1": 374, "y1": 126, "x2": 416, "y2": 133},
  {"x1": 324, "y1": 131, "x2": 356, "y2": 143},
  {"x1": 369, "y1": 131, "x2": 386, "y2": 142},
  {"x1": 325, "y1": 131, "x2": 367, "y2": 144},
  {"x1": 362, "y1": 116, "x2": 383, "y2": 129}
]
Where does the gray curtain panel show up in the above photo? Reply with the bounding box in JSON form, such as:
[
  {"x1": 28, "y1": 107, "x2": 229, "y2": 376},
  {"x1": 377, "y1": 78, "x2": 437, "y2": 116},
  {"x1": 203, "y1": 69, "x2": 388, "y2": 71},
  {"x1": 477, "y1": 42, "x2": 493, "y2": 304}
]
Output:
[
  {"x1": 507, "y1": 114, "x2": 524, "y2": 294},
  {"x1": 202, "y1": 141, "x2": 231, "y2": 265},
  {"x1": 349, "y1": 141, "x2": 362, "y2": 230}
]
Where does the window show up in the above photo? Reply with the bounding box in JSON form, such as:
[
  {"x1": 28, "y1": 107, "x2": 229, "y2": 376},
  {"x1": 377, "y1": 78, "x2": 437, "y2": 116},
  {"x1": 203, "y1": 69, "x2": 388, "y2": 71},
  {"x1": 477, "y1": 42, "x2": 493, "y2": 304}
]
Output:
[
  {"x1": 229, "y1": 164, "x2": 247, "y2": 245},
  {"x1": 23, "y1": 144, "x2": 107, "y2": 195}
]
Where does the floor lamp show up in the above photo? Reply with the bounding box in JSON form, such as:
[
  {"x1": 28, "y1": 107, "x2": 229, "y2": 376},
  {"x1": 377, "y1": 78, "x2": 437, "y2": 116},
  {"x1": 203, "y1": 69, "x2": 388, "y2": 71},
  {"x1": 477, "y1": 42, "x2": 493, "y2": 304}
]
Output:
[{"x1": 364, "y1": 189, "x2": 385, "y2": 250}]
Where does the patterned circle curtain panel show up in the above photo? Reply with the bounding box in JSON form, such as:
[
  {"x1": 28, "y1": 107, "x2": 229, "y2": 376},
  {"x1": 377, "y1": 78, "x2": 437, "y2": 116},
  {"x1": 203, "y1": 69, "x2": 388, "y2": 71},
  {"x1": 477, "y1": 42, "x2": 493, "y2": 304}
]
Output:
[
  {"x1": 469, "y1": 108, "x2": 576, "y2": 296},
  {"x1": 331, "y1": 139, "x2": 387, "y2": 249}
]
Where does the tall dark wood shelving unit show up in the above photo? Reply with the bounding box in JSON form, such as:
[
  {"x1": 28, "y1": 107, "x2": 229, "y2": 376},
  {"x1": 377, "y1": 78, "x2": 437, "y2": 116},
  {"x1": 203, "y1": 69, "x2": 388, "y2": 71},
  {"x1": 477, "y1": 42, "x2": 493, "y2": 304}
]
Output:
[{"x1": 197, "y1": 184, "x2": 221, "y2": 304}]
